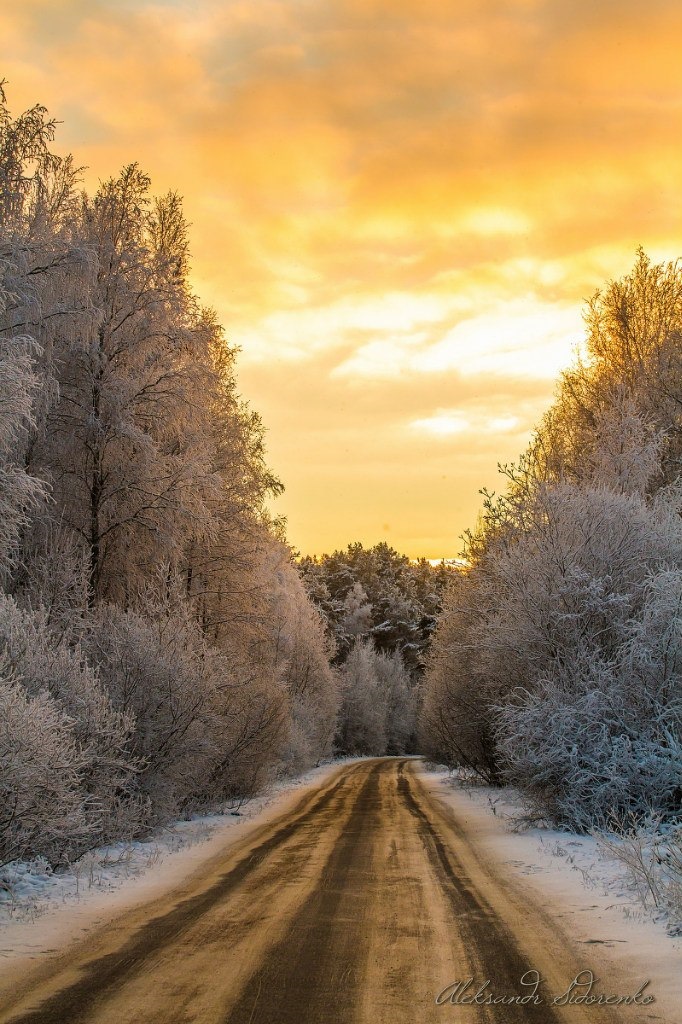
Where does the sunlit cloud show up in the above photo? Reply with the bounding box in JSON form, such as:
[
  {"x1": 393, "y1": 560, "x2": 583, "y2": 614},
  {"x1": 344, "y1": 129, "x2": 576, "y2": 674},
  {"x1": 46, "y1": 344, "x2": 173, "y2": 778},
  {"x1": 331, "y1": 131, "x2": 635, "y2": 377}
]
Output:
[
  {"x1": 411, "y1": 413, "x2": 471, "y2": 437},
  {"x1": 238, "y1": 292, "x2": 443, "y2": 364},
  {"x1": 410, "y1": 410, "x2": 524, "y2": 439},
  {"x1": 488, "y1": 416, "x2": 521, "y2": 434},
  {"x1": 414, "y1": 301, "x2": 584, "y2": 378},
  {"x1": 457, "y1": 207, "x2": 533, "y2": 238},
  {"x1": 333, "y1": 297, "x2": 584, "y2": 380},
  {"x1": 4, "y1": 0, "x2": 682, "y2": 556}
]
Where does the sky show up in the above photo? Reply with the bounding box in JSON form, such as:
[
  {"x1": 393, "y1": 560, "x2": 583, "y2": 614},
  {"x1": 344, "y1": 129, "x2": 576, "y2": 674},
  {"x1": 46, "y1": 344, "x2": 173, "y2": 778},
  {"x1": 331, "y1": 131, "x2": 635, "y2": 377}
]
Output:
[{"x1": 3, "y1": 0, "x2": 682, "y2": 557}]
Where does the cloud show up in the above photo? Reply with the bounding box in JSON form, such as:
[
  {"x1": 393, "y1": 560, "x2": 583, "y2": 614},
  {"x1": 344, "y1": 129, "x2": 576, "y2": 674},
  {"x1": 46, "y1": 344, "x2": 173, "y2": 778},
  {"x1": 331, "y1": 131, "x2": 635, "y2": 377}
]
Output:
[
  {"x1": 4, "y1": 0, "x2": 682, "y2": 554},
  {"x1": 411, "y1": 411, "x2": 522, "y2": 438},
  {"x1": 332, "y1": 294, "x2": 584, "y2": 381}
]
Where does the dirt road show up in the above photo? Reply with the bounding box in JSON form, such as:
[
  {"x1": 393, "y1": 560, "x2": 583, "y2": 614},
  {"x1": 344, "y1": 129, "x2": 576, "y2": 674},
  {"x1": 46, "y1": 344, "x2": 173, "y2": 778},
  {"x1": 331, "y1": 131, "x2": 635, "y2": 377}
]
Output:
[{"x1": 0, "y1": 759, "x2": 656, "y2": 1023}]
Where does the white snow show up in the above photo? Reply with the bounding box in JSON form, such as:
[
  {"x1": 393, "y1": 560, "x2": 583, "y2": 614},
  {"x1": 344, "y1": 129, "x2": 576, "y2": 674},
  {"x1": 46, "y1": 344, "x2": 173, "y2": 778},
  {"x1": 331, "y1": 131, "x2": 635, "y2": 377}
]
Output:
[{"x1": 421, "y1": 767, "x2": 682, "y2": 1024}]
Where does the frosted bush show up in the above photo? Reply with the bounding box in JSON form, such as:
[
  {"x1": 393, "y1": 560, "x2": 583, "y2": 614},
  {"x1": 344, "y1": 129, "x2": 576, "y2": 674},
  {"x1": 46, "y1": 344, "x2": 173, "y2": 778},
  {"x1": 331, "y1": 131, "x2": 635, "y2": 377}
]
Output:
[
  {"x1": 596, "y1": 818, "x2": 682, "y2": 933},
  {"x1": 0, "y1": 593, "x2": 138, "y2": 842},
  {"x1": 0, "y1": 594, "x2": 140, "y2": 846},
  {"x1": 497, "y1": 662, "x2": 682, "y2": 831},
  {"x1": 0, "y1": 676, "x2": 89, "y2": 866},
  {"x1": 85, "y1": 602, "x2": 220, "y2": 822},
  {"x1": 419, "y1": 568, "x2": 501, "y2": 781},
  {"x1": 201, "y1": 662, "x2": 287, "y2": 804}
]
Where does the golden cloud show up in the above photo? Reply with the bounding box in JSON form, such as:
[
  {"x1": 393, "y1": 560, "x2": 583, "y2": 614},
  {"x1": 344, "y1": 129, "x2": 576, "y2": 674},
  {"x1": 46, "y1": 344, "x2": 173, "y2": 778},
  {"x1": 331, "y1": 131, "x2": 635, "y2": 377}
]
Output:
[{"x1": 4, "y1": 0, "x2": 682, "y2": 555}]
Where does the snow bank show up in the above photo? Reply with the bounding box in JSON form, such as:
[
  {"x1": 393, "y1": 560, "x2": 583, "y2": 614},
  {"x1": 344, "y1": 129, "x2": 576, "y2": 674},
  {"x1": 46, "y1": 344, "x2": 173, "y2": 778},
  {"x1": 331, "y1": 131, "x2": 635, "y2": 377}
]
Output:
[{"x1": 420, "y1": 767, "x2": 682, "y2": 1024}]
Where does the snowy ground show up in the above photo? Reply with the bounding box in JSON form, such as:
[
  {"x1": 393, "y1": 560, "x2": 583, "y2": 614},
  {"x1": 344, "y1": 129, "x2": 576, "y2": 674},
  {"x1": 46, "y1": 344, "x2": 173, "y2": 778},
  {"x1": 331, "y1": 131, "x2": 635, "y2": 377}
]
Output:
[
  {"x1": 0, "y1": 759, "x2": 359, "y2": 971},
  {"x1": 3, "y1": 759, "x2": 680, "y2": 1023},
  {"x1": 421, "y1": 767, "x2": 682, "y2": 1023}
]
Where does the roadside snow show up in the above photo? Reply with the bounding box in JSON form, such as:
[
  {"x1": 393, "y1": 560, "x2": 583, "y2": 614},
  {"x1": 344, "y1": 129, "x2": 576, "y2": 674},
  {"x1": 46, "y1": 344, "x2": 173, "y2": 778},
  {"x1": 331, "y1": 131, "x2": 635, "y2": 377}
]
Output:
[
  {"x1": 420, "y1": 767, "x2": 682, "y2": 1024},
  {"x1": 0, "y1": 759, "x2": 358, "y2": 970}
]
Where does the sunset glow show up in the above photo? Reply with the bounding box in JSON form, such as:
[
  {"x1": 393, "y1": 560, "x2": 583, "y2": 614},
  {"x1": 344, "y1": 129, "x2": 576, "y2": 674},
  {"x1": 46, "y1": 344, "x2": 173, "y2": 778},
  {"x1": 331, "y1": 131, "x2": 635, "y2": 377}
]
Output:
[{"x1": 4, "y1": 0, "x2": 682, "y2": 557}]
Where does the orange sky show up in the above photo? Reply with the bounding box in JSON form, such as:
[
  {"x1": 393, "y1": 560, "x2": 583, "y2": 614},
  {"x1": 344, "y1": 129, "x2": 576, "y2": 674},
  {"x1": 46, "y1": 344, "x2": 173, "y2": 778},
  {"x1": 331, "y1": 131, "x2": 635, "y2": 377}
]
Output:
[{"x1": 3, "y1": 0, "x2": 682, "y2": 557}]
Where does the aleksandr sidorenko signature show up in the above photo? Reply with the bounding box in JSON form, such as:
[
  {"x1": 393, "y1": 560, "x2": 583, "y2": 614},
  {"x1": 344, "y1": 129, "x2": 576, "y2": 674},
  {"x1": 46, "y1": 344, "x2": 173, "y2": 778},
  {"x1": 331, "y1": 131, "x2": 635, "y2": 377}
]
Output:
[{"x1": 436, "y1": 970, "x2": 655, "y2": 1008}]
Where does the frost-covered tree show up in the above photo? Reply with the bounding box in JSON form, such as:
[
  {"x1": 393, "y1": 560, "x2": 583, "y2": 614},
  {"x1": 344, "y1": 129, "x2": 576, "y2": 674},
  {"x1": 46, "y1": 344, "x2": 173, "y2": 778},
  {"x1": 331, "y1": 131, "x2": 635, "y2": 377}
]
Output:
[
  {"x1": 337, "y1": 639, "x2": 414, "y2": 756},
  {"x1": 340, "y1": 582, "x2": 373, "y2": 643},
  {"x1": 338, "y1": 640, "x2": 388, "y2": 756},
  {"x1": 520, "y1": 250, "x2": 682, "y2": 492},
  {"x1": 181, "y1": 320, "x2": 284, "y2": 649},
  {"x1": 377, "y1": 647, "x2": 415, "y2": 754},
  {"x1": 265, "y1": 548, "x2": 340, "y2": 772},
  {"x1": 0, "y1": 318, "x2": 44, "y2": 580},
  {"x1": 300, "y1": 542, "x2": 452, "y2": 671},
  {"x1": 0, "y1": 83, "x2": 65, "y2": 582},
  {"x1": 30, "y1": 169, "x2": 221, "y2": 602},
  {"x1": 0, "y1": 83, "x2": 340, "y2": 864},
  {"x1": 422, "y1": 253, "x2": 682, "y2": 827}
]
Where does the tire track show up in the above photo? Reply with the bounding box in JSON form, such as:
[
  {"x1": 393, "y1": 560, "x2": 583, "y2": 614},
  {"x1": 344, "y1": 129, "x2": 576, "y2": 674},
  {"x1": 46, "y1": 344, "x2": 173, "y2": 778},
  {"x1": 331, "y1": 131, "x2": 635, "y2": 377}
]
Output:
[
  {"x1": 222, "y1": 758, "x2": 387, "y2": 1024},
  {"x1": 0, "y1": 760, "x2": 644, "y2": 1024},
  {"x1": 401, "y1": 764, "x2": 625, "y2": 1024},
  {"x1": 0, "y1": 763, "x2": 365, "y2": 1024}
]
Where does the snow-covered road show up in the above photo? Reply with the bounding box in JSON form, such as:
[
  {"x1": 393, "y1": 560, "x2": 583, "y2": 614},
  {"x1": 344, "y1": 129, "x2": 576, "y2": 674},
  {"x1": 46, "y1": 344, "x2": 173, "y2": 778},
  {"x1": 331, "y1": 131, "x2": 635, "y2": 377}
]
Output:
[{"x1": 0, "y1": 759, "x2": 674, "y2": 1023}]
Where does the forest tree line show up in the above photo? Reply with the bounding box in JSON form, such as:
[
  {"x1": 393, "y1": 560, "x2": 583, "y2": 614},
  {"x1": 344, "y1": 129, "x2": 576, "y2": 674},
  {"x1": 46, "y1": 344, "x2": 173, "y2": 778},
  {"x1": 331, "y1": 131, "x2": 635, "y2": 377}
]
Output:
[{"x1": 301, "y1": 544, "x2": 454, "y2": 755}]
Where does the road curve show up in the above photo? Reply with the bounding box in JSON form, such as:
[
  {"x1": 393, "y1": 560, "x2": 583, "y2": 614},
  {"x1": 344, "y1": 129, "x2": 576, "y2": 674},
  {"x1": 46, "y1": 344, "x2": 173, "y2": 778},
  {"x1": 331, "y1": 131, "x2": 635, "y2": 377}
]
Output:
[{"x1": 0, "y1": 759, "x2": 649, "y2": 1024}]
